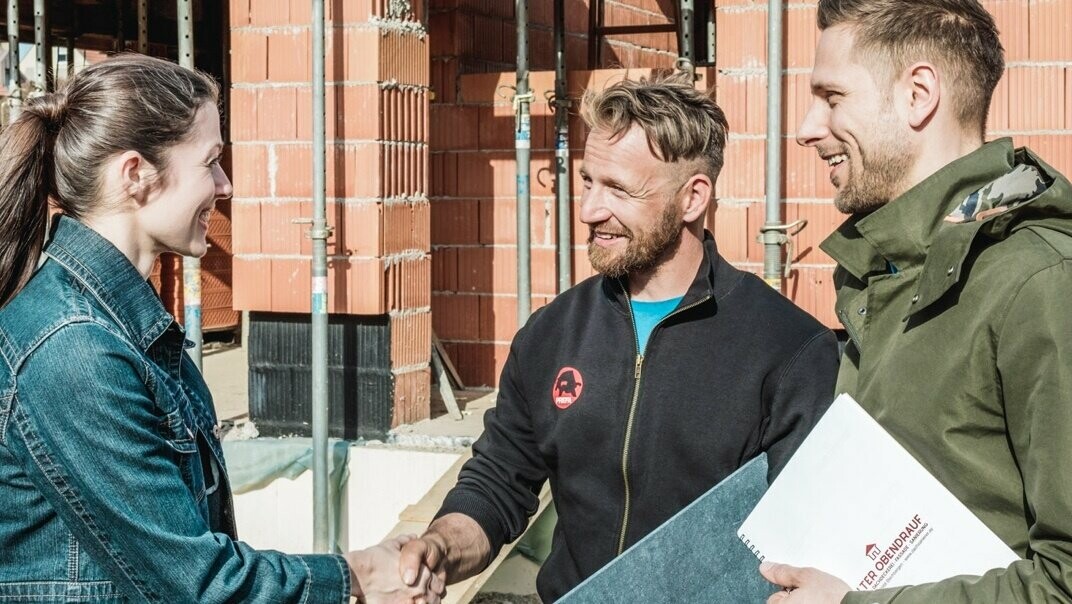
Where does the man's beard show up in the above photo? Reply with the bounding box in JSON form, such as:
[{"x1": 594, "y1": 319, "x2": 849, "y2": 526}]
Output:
[
  {"x1": 833, "y1": 114, "x2": 913, "y2": 215},
  {"x1": 588, "y1": 198, "x2": 684, "y2": 279}
]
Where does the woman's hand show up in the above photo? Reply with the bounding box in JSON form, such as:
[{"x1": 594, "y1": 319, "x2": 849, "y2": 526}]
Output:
[{"x1": 347, "y1": 535, "x2": 447, "y2": 604}]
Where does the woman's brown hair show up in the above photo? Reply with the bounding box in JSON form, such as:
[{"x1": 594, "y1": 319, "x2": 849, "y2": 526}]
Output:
[{"x1": 0, "y1": 53, "x2": 219, "y2": 306}]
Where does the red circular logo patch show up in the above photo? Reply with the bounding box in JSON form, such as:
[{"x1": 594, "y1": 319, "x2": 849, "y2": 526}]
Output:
[{"x1": 552, "y1": 367, "x2": 584, "y2": 409}]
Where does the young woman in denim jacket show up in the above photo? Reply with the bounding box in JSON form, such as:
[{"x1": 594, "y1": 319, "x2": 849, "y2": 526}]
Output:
[{"x1": 0, "y1": 55, "x2": 442, "y2": 603}]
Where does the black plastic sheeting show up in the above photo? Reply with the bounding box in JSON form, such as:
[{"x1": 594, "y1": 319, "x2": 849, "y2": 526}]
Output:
[{"x1": 248, "y1": 312, "x2": 393, "y2": 440}]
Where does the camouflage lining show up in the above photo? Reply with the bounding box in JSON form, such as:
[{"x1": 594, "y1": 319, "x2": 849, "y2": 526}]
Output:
[{"x1": 945, "y1": 163, "x2": 1050, "y2": 223}]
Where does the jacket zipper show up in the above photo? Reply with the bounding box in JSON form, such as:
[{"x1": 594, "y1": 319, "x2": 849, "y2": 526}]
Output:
[{"x1": 616, "y1": 293, "x2": 713, "y2": 555}]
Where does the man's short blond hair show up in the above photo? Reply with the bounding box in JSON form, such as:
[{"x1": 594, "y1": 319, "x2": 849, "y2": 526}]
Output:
[{"x1": 580, "y1": 71, "x2": 729, "y2": 182}]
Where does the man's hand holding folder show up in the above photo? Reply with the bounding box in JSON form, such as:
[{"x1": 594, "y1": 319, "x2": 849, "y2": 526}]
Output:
[{"x1": 760, "y1": 562, "x2": 850, "y2": 603}]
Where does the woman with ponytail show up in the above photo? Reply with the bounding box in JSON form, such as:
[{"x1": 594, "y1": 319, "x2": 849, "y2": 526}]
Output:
[{"x1": 0, "y1": 55, "x2": 441, "y2": 603}]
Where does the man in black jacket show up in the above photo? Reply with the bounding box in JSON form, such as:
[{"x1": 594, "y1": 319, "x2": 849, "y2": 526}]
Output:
[{"x1": 400, "y1": 72, "x2": 839, "y2": 602}]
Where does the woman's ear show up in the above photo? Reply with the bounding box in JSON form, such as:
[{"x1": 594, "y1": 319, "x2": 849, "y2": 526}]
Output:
[{"x1": 115, "y1": 151, "x2": 156, "y2": 205}]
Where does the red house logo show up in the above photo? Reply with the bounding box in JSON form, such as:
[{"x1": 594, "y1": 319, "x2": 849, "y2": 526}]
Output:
[
  {"x1": 552, "y1": 367, "x2": 584, "y2": 409},
  {"x1": 865, "y1": 543, "x2": 879, "y2": 560}
]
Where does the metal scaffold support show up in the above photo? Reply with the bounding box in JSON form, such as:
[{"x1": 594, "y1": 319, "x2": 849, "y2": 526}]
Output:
[
  {"x1": 32, "y1": 0, "x2": 48, "y2": 97},
  {"x1": 760, "y1": 0, "x2": 789, "y2": 289},
  {"x1": 755, "y1": 0, "x2": 808, "y2": 286},
  {"x1": 309, "y1": 0, "x2": 331, "y2": 554},
  {"x1": 66, "y1": 10, "x2": 75, "y2": 79},
  {"x1": 177, "y1": 0, "x2": 203, "y2": 369},
  {"x1": 138, "y1": 0, "x2": 149, "y2": 54},
  {"x1": 677, "y1": 0, "x2": 695, "y2": 75},
  {"x1": 516, "y1": 0, "x2": 532, "y2": 322},
  {"x1": 553, "y1": 0, "x2": 571, "y2": 293},
  {"x1": 7, "y1": 0, "x2": 21, "y2": 119},
  {"x1": 116, "y1": 0, "x2": 125, "y2": 52},
  {"x1": 706, "y1": 0, "x2": 715, "y2": 62}
]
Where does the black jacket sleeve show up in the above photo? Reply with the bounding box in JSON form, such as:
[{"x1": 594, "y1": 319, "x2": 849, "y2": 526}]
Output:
[
  {"x1": 435, "y1": 326, "x2": 548, "y2": 557},
  {"x1": 760, "y1": 329, "x2": 840, "y2": 480}
]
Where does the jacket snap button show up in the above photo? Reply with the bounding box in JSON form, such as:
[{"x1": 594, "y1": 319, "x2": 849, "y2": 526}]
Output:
[
  {"x1": 911, "y1": 294, "x2": 920, "y2": 303},
  {"x1": 858, "y1": 307, "x2": 867, "y2": 316},
  {"x1": 947, "y1": 265, "x2": 955, "y2": 275}
]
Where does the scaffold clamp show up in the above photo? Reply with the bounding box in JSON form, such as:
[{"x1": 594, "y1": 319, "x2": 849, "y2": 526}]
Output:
[{"x1": 758, "y1": 219, "x2": 808, "y2": 278}]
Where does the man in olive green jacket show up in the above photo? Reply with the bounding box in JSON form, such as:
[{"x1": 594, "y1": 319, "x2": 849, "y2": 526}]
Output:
[{"x1": 760, "y1": 1, "x2": 1072, "y2": 603}]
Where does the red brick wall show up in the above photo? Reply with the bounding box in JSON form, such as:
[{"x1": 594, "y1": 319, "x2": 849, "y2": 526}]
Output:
[
  {"x1": 428, "y1": 0, "x2": 685, "y2": 387},
  {"x1": 428, "y1": 0, "x2": 1072, "y2": 388},
  {"x1": 429, "y1": 0, "x2": 676, "y2": 89},
  {"x1": 229, "y1": 0, "x2": 432, "y2": 425},
  {"x1": 598, "y1": 0, "x2": 681, "y2": 67},
  {"x1": 229, "y1": 0, "x2": 1071, "y2": 394},
  {"x1": 713, "y1": 1, "x2": 841, "y2": 327}
]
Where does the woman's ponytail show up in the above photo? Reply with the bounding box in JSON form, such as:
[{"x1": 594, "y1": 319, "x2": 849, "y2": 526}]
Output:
[{"x1": 0, "y1": 93, "x2": 66, "y2": 307}]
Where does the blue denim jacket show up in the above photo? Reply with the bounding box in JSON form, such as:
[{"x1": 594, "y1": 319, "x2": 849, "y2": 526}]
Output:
[{"x1": 0, "y1": 217, "x2": 349, "y2": 603}]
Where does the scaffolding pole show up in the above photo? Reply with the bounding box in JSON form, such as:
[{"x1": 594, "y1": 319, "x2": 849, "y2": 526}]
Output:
[
  {"x1": 32, "y1": 0, "x2": 48, "y2": 96},
  {"x1": 138, "y1": 0, "x2": 149, "y2": 54},
  {"x1": 761, "y1": 0, "x2": 785, "y2": 288},
  {"x1": 177, "y1": 0, "x2": 203, "y2": 368},
  {"x1": 516, "y1": 0, "x2": 532, "y2": 322},
  {"x1": 678, "y1": 0, "x2": 695, "y2": 73},
  {"x1": 66, "y1": 9, "x2": 75, "y2": 79},
  {"x1": 553, "y1": 0, "x2": 571, "y2": 293},
  {"x1": 309, "y1": 0, "x2": 331, "y2": 554},
  {"x1": 7, "y1": 0, "x2": 21, "y2": 119},
  {"x1": 116, "y1": 0, "x2": 125, "y2": 52},
  {"x1": 706, "y1": 0, "x2": 715, "y2": 63}
]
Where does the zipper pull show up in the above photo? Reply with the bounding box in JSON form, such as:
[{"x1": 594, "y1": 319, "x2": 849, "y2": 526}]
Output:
[{"x1": 634, "y1": 355, "x2": 643, "y2": 379}]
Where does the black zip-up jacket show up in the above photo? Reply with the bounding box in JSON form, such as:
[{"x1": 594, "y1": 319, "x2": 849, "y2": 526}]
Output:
[{"x1": 437, "y1": 233, "x2": 839, "y2": 601}]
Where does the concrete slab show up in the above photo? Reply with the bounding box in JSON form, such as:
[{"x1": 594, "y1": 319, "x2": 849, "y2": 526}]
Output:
[{"x1": 395, "y1": 390, "x2": 496, "y2": 438}]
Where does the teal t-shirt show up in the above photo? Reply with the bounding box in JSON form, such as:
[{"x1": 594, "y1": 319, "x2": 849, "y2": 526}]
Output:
[{"x1": 630, "y1": 296, "x2": 684, "y2": 353}]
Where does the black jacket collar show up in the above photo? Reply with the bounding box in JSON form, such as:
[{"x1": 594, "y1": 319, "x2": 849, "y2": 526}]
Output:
[{"x1": 600, "y1": 230, "x2": 740, "y2": 314}]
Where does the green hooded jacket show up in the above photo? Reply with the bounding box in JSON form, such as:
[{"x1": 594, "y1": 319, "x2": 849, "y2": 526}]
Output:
[{"x1": 822, "y1": 139, "x2": 1072, "y2": 603}]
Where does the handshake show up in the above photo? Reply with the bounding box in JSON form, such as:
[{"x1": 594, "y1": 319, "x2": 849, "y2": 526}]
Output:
[{"x1": 346, "y1": 514, "x2": 489, "y2": 604}]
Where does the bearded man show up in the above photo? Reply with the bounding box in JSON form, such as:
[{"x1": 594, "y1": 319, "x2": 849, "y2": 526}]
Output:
[{"x1": 399, "y1": 72, "x2": 839, "y2": 602}]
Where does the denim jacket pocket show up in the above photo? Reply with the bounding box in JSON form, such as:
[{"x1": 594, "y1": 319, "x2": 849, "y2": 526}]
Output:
[
  {"x1": 159, "y1": 407, "x2": 197, "y2": 454},
  {"x1": 158, "y1": 407, "x2": 206, "y2": 505}
]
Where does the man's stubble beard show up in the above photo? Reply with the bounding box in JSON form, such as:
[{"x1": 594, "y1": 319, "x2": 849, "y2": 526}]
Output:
[{"x1": 834, "y1": 111, "x2": 914, "y2": 215}]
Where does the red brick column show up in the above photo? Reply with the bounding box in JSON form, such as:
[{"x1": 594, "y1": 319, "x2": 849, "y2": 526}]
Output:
[{"x1": 229, "y1": 0, "x2": 432, "y2": 426}]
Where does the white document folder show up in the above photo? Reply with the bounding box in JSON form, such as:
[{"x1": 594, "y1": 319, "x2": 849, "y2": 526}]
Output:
[{"x1": 737, "y1": 394, "x2": 1018, "y2": 591}]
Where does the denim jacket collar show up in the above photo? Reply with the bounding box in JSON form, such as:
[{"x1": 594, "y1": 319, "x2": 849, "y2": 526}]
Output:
[{"x1": 44, "y1": 215, "x2": 175, "y2": 352}]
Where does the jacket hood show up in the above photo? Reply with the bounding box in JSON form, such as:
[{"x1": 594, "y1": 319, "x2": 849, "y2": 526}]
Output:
[{"x1": 975, "y1": 146, "x2": 1072, "y2": 240}]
